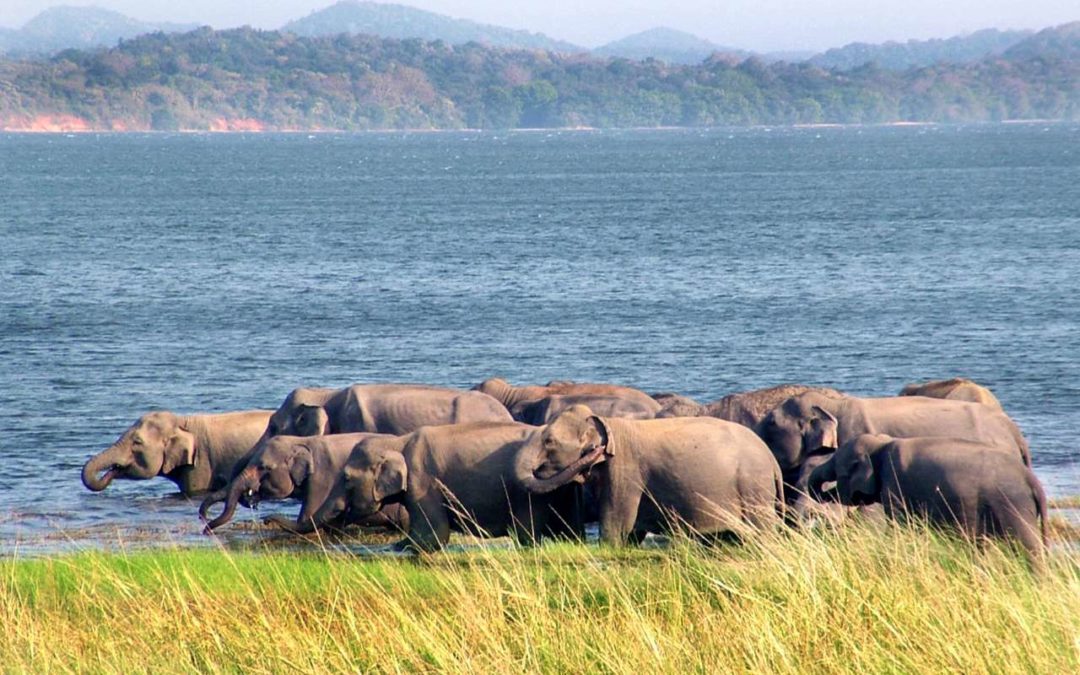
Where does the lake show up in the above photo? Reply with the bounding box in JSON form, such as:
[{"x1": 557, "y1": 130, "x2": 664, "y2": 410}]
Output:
[{"x1": 1, "y1": 124, "x2": 1078, "y2": 553}]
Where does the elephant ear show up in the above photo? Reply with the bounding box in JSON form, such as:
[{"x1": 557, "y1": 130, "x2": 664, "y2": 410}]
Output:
[
  {"x1": 374, "y1": 454, "x2": 408, "y2": 502},
  {"x1": 289, "y1": 446, "x2": 314, "y2": 486},
  {"x1": 846, "y1": 454, "x2": 879, "y2": 503},
  {"x1": 293, "y1": 405, "x2": 330, "y2": 436},
  {"x1": 804, "y1": 405, "x2": 839, "y2": 453},
  {"x1": 587, "y1": 416, "x2": 612, "y2": 456},
  {"x1": 161, "y1": 429, "x2": 196, "y2": 475}
]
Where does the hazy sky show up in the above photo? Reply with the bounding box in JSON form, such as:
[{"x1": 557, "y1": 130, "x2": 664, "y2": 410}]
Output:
[{"x1": 1, "y1": 0, "x2": 1076, "y2": 51}]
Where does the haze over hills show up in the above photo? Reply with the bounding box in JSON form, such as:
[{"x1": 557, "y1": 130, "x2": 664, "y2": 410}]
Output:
[
  {"x1": 0, "y1": 5, "x2": 196, "y2": 56},
  {"x1": 1, "y1": 2, "x2": 1075, "y2": 73},
  {"x1": 282, "y1": 1, "x2": 582, "y2": 53},
  {"x1": 593, "y1": 27, "x2": 748, "y2": 64},
  {"x1": 809, "y1": 28, "x2": 1034, "y2": 70}
]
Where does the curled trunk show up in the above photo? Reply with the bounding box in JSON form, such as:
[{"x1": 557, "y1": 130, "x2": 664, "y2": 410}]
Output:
[
  {"x1": 81, "y1": 447, "x2": 125, "y2": 491},
  {"x1": 518, "y1": 445, "x2": 607, "y2": 495},
  {"x1": 203, "y1": 468, "x2": 258, "y2": 532},
  {"x1": 807, "y1": 459, "x2": 838, "y2": 502}
]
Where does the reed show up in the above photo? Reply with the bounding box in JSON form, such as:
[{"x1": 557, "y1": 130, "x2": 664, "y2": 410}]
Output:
[{"x1": 1, "y1": 521, "x2": 1077, "y2": 673}]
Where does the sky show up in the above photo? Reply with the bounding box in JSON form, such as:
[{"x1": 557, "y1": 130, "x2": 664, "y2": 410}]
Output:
[{"x1": 1, "y1": 0, "x2": 1076, "y2": 52}]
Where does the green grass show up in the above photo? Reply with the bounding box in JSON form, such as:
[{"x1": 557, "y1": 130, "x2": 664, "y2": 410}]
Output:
[{"x1": 2, "y1": 523, "x2": 1079, "y2": 673}]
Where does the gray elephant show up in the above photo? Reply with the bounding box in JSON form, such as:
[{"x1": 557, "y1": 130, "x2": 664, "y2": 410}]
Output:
[
  {"x1": 807, "y1": 434, "x2": 1047, "y2": 564},
  {"x1": 655, "y1": 385, "x2": 844, "y2": 426},
  {"x1": 519, "y1": 405, "x2": 784, "y2": 545},
  {"x1": 755, "y1": 391, "x2": 1032, "y2": 492},
  {"x1": 199, "y1": 432, "x2": 407, "y2": 533},
  {"x1": 331, "y1": 422, "x2": 583, "y2": 552},
  {"x1": 474, "y1": 377, "x2": 656, "y2": 415},
  {"x1": 81, "y1": 410, "x2": 272, "y2": 496},
  {"x1": 899, "y1": 377, "x2": 1003, "y2": 410},
  {"x1": 261, "y1": 383, "x2": 512, "y2": 439},
  {"x1": 511, "y1": 394, "x2": 660, "y2": 425},
  {"x1": 651, "y1": 392, "x2": 703, "y2": 418}
]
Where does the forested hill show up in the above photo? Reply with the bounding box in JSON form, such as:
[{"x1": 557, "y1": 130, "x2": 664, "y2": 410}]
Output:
[{"x1": 1, "y1": 25, "x2": 1077, "y2": 131}]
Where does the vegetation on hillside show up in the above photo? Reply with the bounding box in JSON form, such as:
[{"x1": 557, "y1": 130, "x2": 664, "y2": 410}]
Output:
[
  {"x1": 0, "y1": 24, "x2": 1077, "y2": 131},
  {"x1": 808, "y1": 28, "x2": 1033, "y2": 71},
  {"x1": 1, "y1": 522, "x2": 1077, "y2": 672}
]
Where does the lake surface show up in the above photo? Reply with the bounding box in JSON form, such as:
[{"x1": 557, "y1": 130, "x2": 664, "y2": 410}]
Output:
[{"x1": 1, "y1": 124, "x2": 1078, "y2": 554}]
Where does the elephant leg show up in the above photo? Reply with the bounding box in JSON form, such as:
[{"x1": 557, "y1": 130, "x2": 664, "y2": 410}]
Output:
[
  {"x1": 598, "y1": 488, "x2": 642, "y2": 547},
  {"x1": 539, "y1": 486, "x2": 586, "y2": 543},
  {"x1": 396, "y1": 496, "x2": 451, "y2": 553}
]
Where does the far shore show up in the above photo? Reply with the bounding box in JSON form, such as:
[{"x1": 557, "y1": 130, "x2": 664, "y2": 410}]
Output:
[{"x1": 2, "y1": 118, "x2": 1075, "y2": 135}]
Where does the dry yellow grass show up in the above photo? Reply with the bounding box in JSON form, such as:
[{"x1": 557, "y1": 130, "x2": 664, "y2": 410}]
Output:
[{"x1": 1, "y1": 521, "x2": 1078, "y2": 673}]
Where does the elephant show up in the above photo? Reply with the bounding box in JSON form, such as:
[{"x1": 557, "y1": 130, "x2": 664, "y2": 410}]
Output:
[
  {"x1": 807, "y1": 434, "x2": 1047, "y2": 565},
  {"x1": 81, "y1": 410, "x2": 273, "y2": 496},
  {"x1": 511, "y1": 394, "x2": 660, "y2": 425},
  {"x1": 473, "y1": 377, "x2": 656, "y2": 415},
  {"x1": 260, "y1": 383, "x2": 512, "y2": 440},
  {"x1": 899, "y1": 377, "x2": 1003, "y2": 410},
  {"x1": 199, "y1": 432, "x2": 407, "y2": 533},
  {"x1": 651, "y1": 392, "x2": 704, "y2": 418},
  {"x1": 702, "y1": 384, "x2": 845, "y2": 428},
  {"x1": 333, "y1": 421, "x2": 584, "y2": 552},
  {"x1": 754, "y1": 391, "x2": 1032, "y2": 495},
  {"x1": 654, "y1": 385, "x2": 844, "y2": 426},
  {"x1": 519, "y1": 405, "x2": 785, "y2": 546}
]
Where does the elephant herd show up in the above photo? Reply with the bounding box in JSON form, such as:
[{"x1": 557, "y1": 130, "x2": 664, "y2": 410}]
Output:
[{"x1": 80, "y1": 376, "x2": 1048, "y2": 564}]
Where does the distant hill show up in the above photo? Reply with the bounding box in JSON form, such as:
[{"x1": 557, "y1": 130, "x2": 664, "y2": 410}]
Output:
[
  {"x1": 2, "y1": 26, "x2": 1076, "y2": 132},
  {"x1": 282, "y1": 0, "x2": 582, "y2": 52},
  {"x1": 1003, "y1": 22, "x2": 1080, "y2": 62},
  {"x1": 0, "y1": 5, "x2": 196, "y2": 56},
  {"x1": 808, "y1": 28, "x2": 1032, "y2": 70},
  {"x1": 593, "y1": 27, "x2": 748, "y2": 64}
]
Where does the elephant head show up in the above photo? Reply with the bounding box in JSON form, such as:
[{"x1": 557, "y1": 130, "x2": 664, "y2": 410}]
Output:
[
  {"x1": 81, "y1": 412, "x2": 196, "y2": 491},
  {"x1": 200, "y1": 436, "x2": 315, "y2": 531},
  {"x1": 518, "y1": 405, "x2": 611, "y2": 494},
  {"x1": 808, "y1": 434, "x2": 889, "y2": 506},
  {"x1": 754, "y1": 392, "x2": 840, "y2": 474},
  {"x1": 260, "y1": 388, "x2": 334, "y2": 443},
  {"x1": 337, "y1": 441, "x2": 408, "y2": 523}
]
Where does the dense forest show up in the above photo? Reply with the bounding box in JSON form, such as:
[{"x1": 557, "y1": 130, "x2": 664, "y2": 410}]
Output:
[{"x1": 0, "y1": 24, "x2": 1077, "y2": 131}]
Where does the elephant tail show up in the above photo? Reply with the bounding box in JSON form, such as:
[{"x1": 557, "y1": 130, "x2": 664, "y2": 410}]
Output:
[
  {"x1": 1026, "y1": 469, "x2": 1048, "y2": 549},
  {"x1": 773, "y1": 467, "x2": 787, "y2": 523}
]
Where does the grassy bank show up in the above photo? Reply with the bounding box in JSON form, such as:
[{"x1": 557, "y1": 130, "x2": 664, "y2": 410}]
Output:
[{"x1": 2, "y1": 523, "x2": 1078, "y2": 673}]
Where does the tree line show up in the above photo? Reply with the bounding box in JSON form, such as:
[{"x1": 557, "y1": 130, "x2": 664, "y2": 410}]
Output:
[{"x1": 1, "y1": 27, "x2": 1077, "y2": 130}]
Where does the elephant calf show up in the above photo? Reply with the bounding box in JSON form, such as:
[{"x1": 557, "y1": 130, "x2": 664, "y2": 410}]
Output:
[
  {"x1": 521, "y1": 405, "x2": 785, "y2": 545},
  {"x1": 335, "y1": 422, "x2": 583, "y2": 552},
  {"x1": 808, "y1": 434, "x2": 1048, "y2": 565},
  {"x1": 81, "y1": 410, "x2": 273, "y2": 496},
  {"x1": 200, "y1": 433, "x2": 407, "y2": 534}
]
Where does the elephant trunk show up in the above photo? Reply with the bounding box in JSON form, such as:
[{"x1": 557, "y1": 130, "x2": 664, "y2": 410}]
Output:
[
  {"x1": 81, "y1": 446, "x2": 126, "y2": 491},
  {"x1": 519, "y1": 445, "x2": 607, "y2": 495},
  {"x1": 203, "y1": 467, "x2": 258, "y2": 532},
  {"x1": 198, "y1": 487, "x2": 229, "y2": 522},
  {"x1": 807, "y1": 460, "x2": 837, "y2": 502}
]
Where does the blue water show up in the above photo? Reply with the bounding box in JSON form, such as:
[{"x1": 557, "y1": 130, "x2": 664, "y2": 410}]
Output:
[{"x1": 1, "y1": 124, "x2": 1078, "y2": 553}]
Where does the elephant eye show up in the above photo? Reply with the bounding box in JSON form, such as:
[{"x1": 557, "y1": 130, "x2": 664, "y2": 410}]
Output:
[{"x1": 132, "y1": 436, "x2": 143, "y2": 446}]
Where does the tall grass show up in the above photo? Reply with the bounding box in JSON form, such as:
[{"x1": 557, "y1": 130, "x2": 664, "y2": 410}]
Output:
[{"x1": 2, "y1": 522, "x2": 1078, "y2": 673}]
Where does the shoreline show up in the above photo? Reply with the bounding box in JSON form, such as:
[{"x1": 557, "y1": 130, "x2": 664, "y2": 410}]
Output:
[{"x1": 2, "y1": 119, "x2": 1075, "y2": 135}]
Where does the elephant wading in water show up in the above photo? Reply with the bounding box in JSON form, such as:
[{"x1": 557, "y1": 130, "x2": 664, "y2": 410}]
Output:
[
  {"x1": 81, "y1": 410, "x2": 273, "y2": 496},
  {"x1": 331, "y1": 422, "x2": 584, "y2": 552},
  {"x1": 474, "y1": 378, "x2": 657, "y2": 417},
  {"x1": 511, "y1": 394, "x2": 660, "y2": 425},
  {"x1": 258, "y1": 384, "x2": 512, "y2": 440},
  {"x1": 519, "y1": 405, "x2": 785, "y2": 545},
  {"x1": 755, "y1": 391, "x2": 1032, "y2": 491},
  {"x1": 808, "y1": 434, "x2": 1048, "y2": 566},
  {"x1": 899, "y1": 377, "x2": 1003, "y2": 411},
  {"x1": 200, "y1": 433, "x2": 407, "y2": 533}
]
